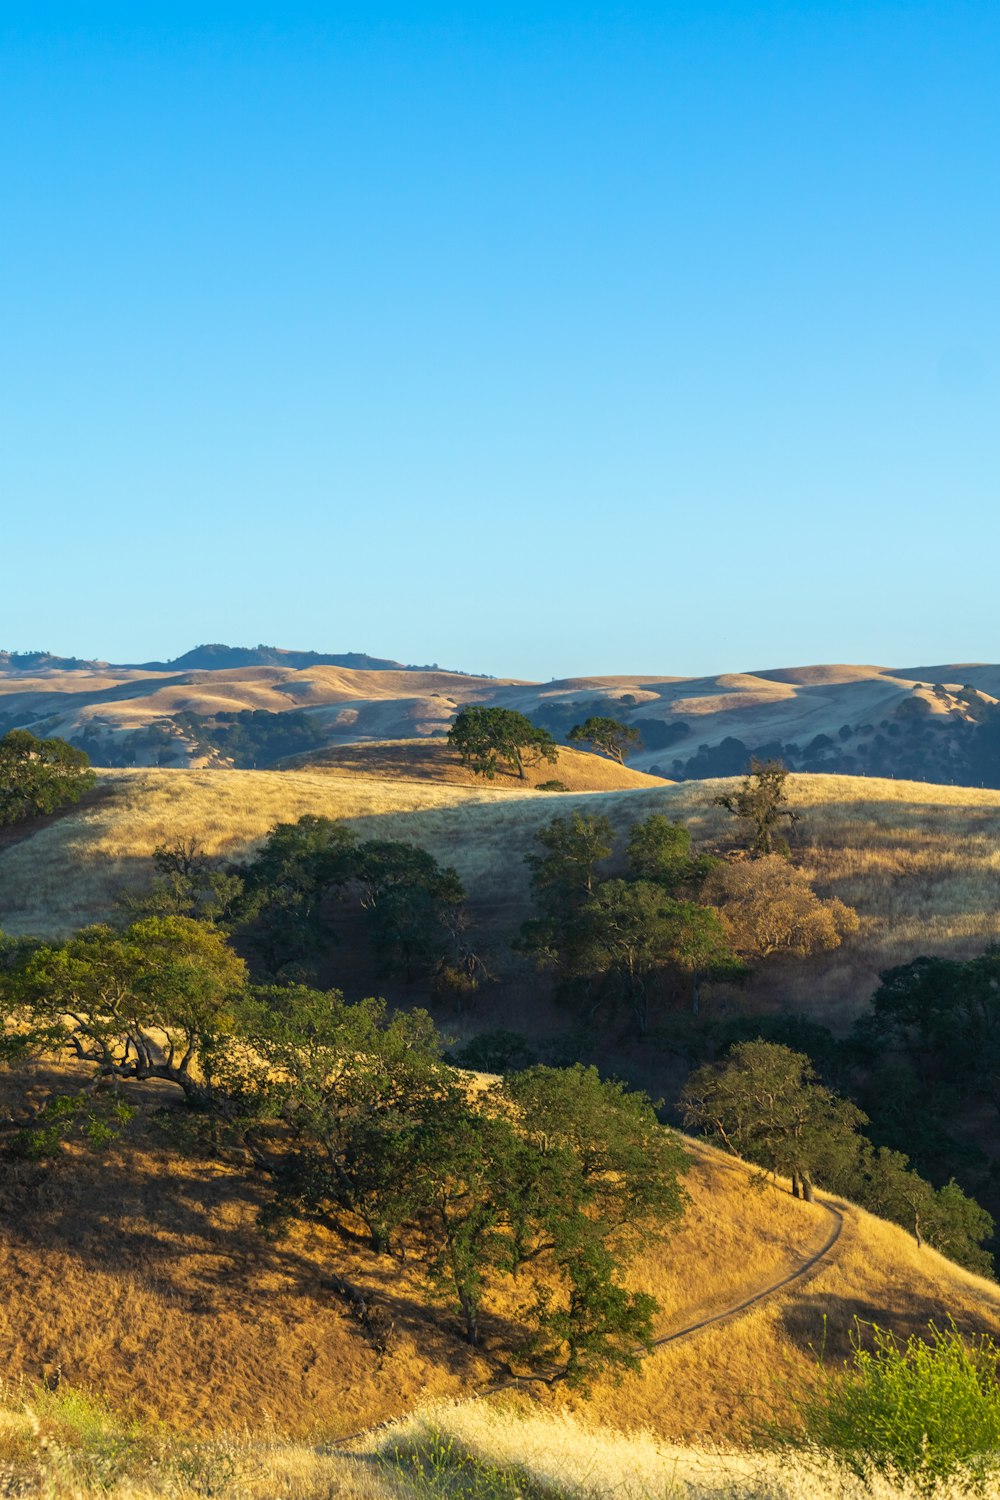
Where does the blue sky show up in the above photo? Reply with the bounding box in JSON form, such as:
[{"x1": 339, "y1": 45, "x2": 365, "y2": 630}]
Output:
[{"x1": 2, "y1": 3, "x2": 997, "y2": 680}]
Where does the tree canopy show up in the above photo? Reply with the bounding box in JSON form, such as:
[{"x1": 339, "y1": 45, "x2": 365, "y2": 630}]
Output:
[
  {"x1": 448, "y1": 706, "x2": 558, "y2": 781},
  {"x1": 713, "y1": 758, "x2": 799, "y2": 856},
  {"x1": 0, "y1": 730, "x2": 96, "y2": 826},
  {"x1": 568, "y1": 716, "x2": 642, "y2": 765}
]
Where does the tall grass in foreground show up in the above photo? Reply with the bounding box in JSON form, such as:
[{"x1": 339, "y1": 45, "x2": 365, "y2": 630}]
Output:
[
  {"x1": 378, "y1": 1401, "x2": 1000, "y2": 1500},
  {"x1": 1, "y1": 1380, "x2": 999, "y2": 1498}
]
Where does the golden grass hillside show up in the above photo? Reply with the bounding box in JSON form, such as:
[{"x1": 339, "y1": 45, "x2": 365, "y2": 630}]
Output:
[
  {"x1": 3, "y1": 769, "x2": 1000, "y2": 1023},
  {"x1": 5, "y1": 657, "x2": 1000, "y2": 773},
  {"x1": 282, "y1": 737, "x2": 668, "y2": 791},
  {"x1": 0, "y1": 1067, "x2": 997, "y2": 1453}
]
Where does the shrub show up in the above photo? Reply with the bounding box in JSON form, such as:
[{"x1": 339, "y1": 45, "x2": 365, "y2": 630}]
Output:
[{"x1": 794, "y1": 1321, "x2": 1000, "y2": 1491}]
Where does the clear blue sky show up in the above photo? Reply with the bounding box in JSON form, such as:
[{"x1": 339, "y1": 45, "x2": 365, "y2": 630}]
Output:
[{"x1": 2, "y1": 2, "x2": 997, "y2": 680}]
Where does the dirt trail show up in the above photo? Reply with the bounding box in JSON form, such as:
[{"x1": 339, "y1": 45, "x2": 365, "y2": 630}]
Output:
[{"x1": 332, "y1": 1149, "x2": 845, "y2": 1448}]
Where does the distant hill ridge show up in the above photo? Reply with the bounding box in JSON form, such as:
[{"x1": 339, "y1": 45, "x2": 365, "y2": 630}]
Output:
[
  {"x1": 4, "y1": 650, "x2": 1000, "y2": 789},
  {"x1": 0, "y1": 643, "x2": 444, "y2": 674}
]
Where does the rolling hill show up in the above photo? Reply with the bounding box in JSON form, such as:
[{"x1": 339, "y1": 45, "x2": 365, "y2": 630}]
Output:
[
  {"x1": 2, "y1": 768, "x2": 1000, "y2": 1032},
  {"x1": 0, "y1": 1091, "x2": 996, "y2": 1448},
  {"x1": 5, "y1": 648, "x2": 1000, "y2": 786}
]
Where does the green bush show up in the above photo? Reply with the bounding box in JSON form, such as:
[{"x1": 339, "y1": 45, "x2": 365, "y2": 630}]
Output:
[{"x1": 795, "y1": 1321, "x2": 1000, "y2": 1491}]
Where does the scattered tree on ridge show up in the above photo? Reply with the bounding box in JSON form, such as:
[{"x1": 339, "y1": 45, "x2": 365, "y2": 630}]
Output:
[
  {"x1": 448, "y1": 706, "x2": 558, "y2": 781},
  {"x1": 713, "y1": 758, "x2": 799, "y2": 856},
  {"x1": 568, "y1": 716, "x2": 642, "y2": 765}
]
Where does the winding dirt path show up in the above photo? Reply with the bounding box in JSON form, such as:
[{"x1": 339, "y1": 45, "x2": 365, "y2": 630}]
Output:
[
  {"x1": 648, "y1": 1195, "x2": 843, "y2": 1351},
  {"x1": 330, "y1": 1164, "x2": 845, "y2": 1448}
]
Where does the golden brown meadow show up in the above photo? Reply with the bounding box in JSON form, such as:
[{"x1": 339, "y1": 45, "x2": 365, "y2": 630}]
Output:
[{"x1": 3, "y1": 752, "x2": 1000, "y2": 1490}]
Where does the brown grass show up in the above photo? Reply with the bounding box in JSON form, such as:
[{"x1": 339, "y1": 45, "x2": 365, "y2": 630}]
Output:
[
  {"x1": 1, "y1": 1392, "x2": 993, "y2": 1497},
  {"x1": 575, "y1": 1138, "x2": 1000, "y2": 1444},
  {"x1": 282, "y1": 737, "x2": 667, "y2": 791}
]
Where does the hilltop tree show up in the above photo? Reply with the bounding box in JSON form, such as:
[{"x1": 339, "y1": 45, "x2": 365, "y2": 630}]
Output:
[
  {"x1": 713, "y1": 758, "x2": 799, "y2": 856},
  {"x1": 448, "y1": 706, "x2": 558, "y2": 781},
  {"x1": 0, "y1": 730, "x2": 96, "y2": 826},
  {"x1": 568, "y1": 716, "x2": 642, "y2": 766}
]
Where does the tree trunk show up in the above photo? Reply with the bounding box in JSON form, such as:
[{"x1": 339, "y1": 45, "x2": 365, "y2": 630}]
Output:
[{"x1": 802, "y1": 1174, "x2": 815, "y2": 1203}]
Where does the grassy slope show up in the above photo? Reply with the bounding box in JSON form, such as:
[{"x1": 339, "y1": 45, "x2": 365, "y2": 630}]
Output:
[
  {"x1": 6, "y1": 659, "x2": 999, "y2": 776},
  {"x1": 3, "y1": 769, "x2": 1000, "y2": 1025},
  {"x1": 281, "y1": 737, "x2": 668, "y2": 790},
  {"x1": 0, "y1": 1092, "x2": 997, "y2": 1448}
]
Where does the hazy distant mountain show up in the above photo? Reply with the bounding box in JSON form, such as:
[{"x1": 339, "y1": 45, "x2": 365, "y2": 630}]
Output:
[
  {"x1": 125, "y1": 644, "x2": 411, "y2": 673},
  {"x1": 0, "y1": 650, "x2": 107, "y2": 673}
]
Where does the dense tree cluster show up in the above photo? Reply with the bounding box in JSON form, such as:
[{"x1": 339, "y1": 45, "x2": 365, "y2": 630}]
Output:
[{"x1": 516, "y1": 802, "x2": 857, "y2": 1032}]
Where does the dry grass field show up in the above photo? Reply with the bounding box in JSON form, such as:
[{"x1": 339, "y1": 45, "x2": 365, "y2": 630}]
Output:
[
  {"x1": 3, "y1": 1393, "x2": 993, "y2": 1498},
  {"x1": 3, "y1": 769, "x2": 1000, "y2": 1026},
  {"x1": 282, "y1": 736, "x2": 667, "y2": 791}
]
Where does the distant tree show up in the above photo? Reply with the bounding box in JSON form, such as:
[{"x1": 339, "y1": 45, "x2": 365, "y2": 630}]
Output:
[
  {"x1": 0, "y1": 730, "x2": 96, "y2": 826},
  {"x1": 713, "y1": 758, "x2": 799, "y2": 856},
  {"x1": 703, "y1": 854, "x2": 859, "y2": 963},
  {"x1": 448, "y1": 706, "x2": 558, "y2": 781},
  {"x1": 568, "y1": 716, "x2": 642, "y2": 765}
]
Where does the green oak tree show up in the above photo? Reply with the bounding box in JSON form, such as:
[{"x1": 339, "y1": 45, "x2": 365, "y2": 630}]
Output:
[
  {"x1": 448, "y1": 706, "x2": 558, "y2": 781},
  {"x1": 568, "y1": 716, "x2": 641, "y2": 765}
]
